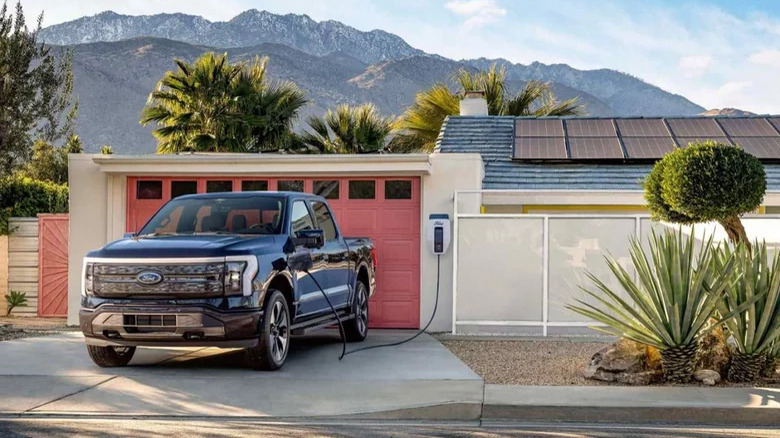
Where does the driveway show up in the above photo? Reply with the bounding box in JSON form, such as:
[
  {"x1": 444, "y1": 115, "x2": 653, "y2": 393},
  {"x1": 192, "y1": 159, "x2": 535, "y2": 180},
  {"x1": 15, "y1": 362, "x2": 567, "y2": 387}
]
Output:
[{"x1": 0, "y1": 331, "x2": 483, "y2": 419}]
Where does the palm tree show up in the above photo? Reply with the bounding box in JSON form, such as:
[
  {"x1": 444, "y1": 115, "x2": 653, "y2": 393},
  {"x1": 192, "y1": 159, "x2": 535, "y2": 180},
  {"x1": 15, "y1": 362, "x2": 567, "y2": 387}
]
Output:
[
  {"x1": 394, "y1": 64, "x2": 584, "y2": 152},
  {"x1": 140, "y1": 52, "x2": 307, "y2": 153},
  {"x1": 300, "y1": 104, "x2": 393, "y2": 154}
]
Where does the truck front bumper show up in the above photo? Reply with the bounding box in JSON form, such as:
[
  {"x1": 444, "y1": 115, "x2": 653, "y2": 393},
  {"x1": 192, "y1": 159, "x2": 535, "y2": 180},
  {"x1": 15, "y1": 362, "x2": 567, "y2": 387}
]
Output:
[{"x1": 80, "y1": 305, "x2": 263, "y2": 348}]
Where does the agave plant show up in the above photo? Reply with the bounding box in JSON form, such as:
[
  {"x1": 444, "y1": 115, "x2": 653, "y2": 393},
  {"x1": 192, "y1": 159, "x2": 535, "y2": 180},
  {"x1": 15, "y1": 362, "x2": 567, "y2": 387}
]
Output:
[
  {"x1": 567, "y1": 229, "x2": 738, "y2": 382},
  {"x1": 716, "y1": 242, "x2": 780, "y2": 382},
  {"x1": 5, "y1": 291, "x2": 27, "y2": 316},
  {"x1": 762, "y1": 342, "x2": 779, "y2": 377}
]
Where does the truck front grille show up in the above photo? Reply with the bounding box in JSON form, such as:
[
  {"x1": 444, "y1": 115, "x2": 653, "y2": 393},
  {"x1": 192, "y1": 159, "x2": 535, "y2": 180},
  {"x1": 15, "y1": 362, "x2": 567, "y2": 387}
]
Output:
[{"x1": 93, "y1": 262, "x2": 224, "y2": 298}]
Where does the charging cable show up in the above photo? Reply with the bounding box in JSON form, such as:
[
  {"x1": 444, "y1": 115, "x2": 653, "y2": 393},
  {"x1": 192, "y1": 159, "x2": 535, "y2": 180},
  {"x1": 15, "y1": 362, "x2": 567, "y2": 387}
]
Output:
[
  {"x1": 342, "y1": 253, "x2": 441, "y2": 357},
  {"x1": 303, "y1": 254, "x2": 441, "y2": 360},
  {"x1": 303, "y1": 269, "x2": 347, "y2": 360}
]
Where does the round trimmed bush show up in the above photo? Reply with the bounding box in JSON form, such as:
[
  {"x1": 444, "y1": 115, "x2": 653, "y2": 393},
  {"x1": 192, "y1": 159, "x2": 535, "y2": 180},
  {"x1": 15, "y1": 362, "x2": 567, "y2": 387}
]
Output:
[{"x1": 644, "y1": 141, "x2": 766, "y2": 244}]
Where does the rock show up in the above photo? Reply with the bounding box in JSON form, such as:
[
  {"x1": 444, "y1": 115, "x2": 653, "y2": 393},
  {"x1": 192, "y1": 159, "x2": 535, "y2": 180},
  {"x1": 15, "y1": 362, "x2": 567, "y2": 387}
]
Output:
[
  {"x1": 584, "y1": 338, "x2": 663, "y2": 385},
  {"x1": 694, "y1": 369, "x2": 721, "y2": 386},
  {"x1": 696, "y1": 326, "x2": 731, "y2": 377}
]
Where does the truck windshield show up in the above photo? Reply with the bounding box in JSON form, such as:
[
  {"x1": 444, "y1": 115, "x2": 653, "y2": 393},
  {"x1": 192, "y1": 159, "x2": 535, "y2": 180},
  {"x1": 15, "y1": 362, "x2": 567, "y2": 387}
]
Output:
[{"x1": 138, "y1": 196, "x2": 285, "y2": 236}]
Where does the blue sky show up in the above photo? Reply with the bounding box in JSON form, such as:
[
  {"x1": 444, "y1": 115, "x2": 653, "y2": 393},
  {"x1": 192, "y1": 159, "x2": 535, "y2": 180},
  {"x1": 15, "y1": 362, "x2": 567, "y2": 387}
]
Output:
[{"x1": 19, "y1": 0, "x2": 780, "y2": 113}]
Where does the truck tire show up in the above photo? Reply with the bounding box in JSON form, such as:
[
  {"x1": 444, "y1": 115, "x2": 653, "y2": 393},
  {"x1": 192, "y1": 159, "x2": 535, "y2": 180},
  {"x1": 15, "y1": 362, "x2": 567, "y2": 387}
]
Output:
[
  {"x1": 245, "y1": 290, "x2": 290, "y2": 371},
  {"x1": 86, "y1": 345, "x2": 136, "y2": 367},
  {"x1": 344, "y1": 281, "x2": 369, "y2": 342}
]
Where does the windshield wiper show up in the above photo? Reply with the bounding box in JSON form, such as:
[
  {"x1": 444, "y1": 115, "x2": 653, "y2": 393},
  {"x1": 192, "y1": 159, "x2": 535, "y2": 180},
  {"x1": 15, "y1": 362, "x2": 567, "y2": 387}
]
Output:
[{"x1": 135, "y1": 232, "x2": 179, "y2": 238}]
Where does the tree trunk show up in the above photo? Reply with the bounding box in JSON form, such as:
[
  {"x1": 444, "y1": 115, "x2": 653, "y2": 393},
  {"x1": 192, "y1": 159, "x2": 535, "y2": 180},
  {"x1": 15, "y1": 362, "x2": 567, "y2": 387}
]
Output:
[{"x1": 718, "y1": 215, "x2": 751, "y2": 251}]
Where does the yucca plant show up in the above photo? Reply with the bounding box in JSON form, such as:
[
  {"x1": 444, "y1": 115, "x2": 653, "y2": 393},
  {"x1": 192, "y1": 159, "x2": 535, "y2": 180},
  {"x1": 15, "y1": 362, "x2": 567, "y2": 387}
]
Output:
[
  {"x1": 716, "y1": 242, "x2": 780, "y2": 382},
  {"x1": 5, "y1": 291, "x2": 27, "y2": 316},
  {"x1": 761, "y1": 342, "x2": 778, "y2": 377},
  {"x1": 567, "y1": 229, "x2": 738, "y2": 382}
]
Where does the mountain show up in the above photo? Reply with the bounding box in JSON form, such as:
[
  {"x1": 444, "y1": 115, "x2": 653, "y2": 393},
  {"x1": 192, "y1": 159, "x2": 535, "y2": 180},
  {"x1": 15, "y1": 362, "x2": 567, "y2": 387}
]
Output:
[
  {"x1": 466, "y1": 58, "x2": 704, "y2": 116},
  {"x1": 40, "y1": 10, "x2": 423, "y2": 64},
  {"x1": 42, "y1": 10, "x2": 707, "y2": 154},
  {"x1": 701, "y1": 108, "x2": 756, "y2": 116}
]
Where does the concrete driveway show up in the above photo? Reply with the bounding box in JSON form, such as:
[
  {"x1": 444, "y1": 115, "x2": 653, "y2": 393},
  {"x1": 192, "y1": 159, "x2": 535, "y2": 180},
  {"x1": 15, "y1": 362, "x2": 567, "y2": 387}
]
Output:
[{"x1": 0, "y1": 331, "x2": 483, "y2": 419}]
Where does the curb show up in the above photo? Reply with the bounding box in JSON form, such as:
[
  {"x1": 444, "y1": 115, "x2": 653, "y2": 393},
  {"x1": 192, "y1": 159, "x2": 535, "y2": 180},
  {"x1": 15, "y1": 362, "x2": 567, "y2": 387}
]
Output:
[{"x1": 481, "y1": 405, "x2": 780, "y2": 427}]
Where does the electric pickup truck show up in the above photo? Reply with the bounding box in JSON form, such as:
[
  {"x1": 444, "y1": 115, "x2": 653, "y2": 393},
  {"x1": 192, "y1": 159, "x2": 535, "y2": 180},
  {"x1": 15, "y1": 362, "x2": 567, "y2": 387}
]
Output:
[{"x1": 80, "y1": 191, "x2": 375, "y2": 370}]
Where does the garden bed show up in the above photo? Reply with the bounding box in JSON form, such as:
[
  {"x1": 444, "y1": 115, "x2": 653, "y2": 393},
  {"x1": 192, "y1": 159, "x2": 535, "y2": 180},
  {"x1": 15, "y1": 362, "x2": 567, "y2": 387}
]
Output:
[
  {"x1": 441, "y1": 338, "x2": 780, "y2": 387},
  {"x1": 0, "y1": 317, "x2": 76, "y2": 342}
]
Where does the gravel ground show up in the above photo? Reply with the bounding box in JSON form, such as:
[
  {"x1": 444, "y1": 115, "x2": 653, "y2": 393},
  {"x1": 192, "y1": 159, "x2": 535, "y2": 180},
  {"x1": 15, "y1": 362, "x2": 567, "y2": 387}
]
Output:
[
  {"x1": 441, "y1": 339, "x2": 780, "y2": 387},
  {"x1": 0, "y1": 317, "x2": 77, "y2": 342}
]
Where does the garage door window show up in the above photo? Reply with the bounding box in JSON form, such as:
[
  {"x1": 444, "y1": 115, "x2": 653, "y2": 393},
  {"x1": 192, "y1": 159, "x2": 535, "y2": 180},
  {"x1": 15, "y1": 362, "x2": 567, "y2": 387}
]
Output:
[
  {"x1": 385, "y1": 180, "x2": 412, "y2": 200},
  {"x1": 206, "y1": 180, "x2": 233, "y2": 193},
  {"x1": 314, "y1": 180, "x2": 339, "y2": 199},
  {"x1": 137, "y1": 181, "x2": 162, "y2": 199},
  {"x1": 171, "y1": 181, "x2": 197, "y2": 198},
  {"x1": 242, "y1": 180, "x2": 268, "y2": 192},
  {"x1": 348, "y1": 180, "x2": 375, "y2": 199},
  {"x1": 279, "y1": 180, "x2": 304, "y2": 192}
]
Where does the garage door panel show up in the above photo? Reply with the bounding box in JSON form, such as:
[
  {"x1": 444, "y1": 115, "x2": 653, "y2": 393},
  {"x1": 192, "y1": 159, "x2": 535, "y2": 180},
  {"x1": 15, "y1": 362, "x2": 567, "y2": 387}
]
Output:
[
  {"x1": 373, "y1": 301, "x2": 418, "y2": 327},
  {"x1": 378, "y1": 208, "x2": 419, "y2": 235},
  {"x1": 338, "y1": 208, "x2": 378, "y2": 236},
  {"x1": 376, "y1": 269, "x2": 415, "y2": 293},
  {"x1": 375, "y1": 238, "x2": 418, "y2": 266}
]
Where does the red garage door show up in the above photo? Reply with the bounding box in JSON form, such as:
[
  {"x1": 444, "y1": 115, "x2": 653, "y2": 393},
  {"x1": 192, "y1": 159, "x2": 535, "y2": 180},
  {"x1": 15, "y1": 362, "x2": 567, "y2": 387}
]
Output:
[{"x1": 126, "y1": 176, "x2": 421, "y2": 328}]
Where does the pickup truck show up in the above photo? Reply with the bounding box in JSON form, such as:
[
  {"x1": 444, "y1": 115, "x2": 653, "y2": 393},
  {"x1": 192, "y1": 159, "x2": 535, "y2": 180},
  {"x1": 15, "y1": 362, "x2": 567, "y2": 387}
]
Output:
[{"x1": 80, "y1": 191, "x2": 376, "y2": 370}]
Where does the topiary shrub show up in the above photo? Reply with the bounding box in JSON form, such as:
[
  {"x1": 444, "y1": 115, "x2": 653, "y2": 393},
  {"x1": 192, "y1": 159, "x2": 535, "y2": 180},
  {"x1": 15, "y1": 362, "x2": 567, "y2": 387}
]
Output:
[
  {"x1": 644, "y1": 141, "x2": 766, "y2": 246},
  {"x1": 0, "y1": 175, "x2": 69, "y2": 235}
]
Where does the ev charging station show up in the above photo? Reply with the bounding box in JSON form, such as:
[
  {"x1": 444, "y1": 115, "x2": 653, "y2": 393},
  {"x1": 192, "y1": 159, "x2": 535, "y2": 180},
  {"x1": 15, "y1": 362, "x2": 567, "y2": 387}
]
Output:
[{"x1": 427, "y1": 214, "x2": 451, "y2": 255}]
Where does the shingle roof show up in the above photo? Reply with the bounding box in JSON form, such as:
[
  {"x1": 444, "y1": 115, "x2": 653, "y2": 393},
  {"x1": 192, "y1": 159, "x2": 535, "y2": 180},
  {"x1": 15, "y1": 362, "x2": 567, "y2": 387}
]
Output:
[{"x1": 436, "y1": 116, "x2": 780, "y2": 191}]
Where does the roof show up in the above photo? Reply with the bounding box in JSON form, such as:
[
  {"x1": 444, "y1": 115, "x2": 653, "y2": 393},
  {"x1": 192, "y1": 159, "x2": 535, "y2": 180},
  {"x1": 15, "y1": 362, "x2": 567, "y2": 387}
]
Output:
[{"x1": 436, "y1": 116, "x2": 780, "y2": 191}]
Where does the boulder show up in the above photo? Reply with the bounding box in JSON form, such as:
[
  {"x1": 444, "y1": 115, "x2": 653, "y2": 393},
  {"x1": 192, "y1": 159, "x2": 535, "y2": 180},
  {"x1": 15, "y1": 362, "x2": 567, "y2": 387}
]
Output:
[
  {"x1": 695, "y1": 326, "x2": 731, "y2": 377},
  {"x1": 694, "y1": 369, "x2": 721, "y2": 386},
  {"x1": 584, "y1": 338, "x2": 663, "y2": 385}
]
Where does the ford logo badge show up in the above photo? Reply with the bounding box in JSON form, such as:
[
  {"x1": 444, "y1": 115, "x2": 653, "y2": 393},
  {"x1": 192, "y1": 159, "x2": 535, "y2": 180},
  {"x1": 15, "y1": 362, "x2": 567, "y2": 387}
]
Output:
[{"x1": 136, "y1": 271, "x2": 163, "y2": 286}]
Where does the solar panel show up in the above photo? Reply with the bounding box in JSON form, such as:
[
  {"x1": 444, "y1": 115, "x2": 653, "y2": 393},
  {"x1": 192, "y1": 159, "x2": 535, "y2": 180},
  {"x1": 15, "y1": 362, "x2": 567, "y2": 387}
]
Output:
[
  {"x1": 666, "y1": 118, "x2": 724, "y2": 137},
  {"x1": 568, "y1": 137, "x2": 623, "y2": 159},
  {"x1": 515, "y1": 119, "x2": 564, "y2": 137},
  {"x1": 718, "y1": 118, "x2": 777, "y2": 137},
  {"x1": 675, "y1": 136, "x2": 732, "y2": 147},
  {"x1": 513, "y1": 137, "x2": 567, "y2": 159},
  {"x1": 731, "y1": 137, "x2": 780, "y2": 159},
  {"x1": 565, "y1": 119, "x2": 617, "y2": 137},
  {"x1": 615, "y1": 119, "x2": 669, "y2": 137},
  {"x1": 621, "y1": 137, "x2": 677, "y2": 159}
]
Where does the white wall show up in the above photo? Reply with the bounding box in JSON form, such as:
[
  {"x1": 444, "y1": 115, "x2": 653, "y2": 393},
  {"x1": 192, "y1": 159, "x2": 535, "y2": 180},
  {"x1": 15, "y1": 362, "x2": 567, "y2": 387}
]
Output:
[
  {"x1": 453, "y1": 213, "x2": 780, "y2": 336},
  {"x1": 67, "y1": 155, "x2": 109, "y2": 325}
]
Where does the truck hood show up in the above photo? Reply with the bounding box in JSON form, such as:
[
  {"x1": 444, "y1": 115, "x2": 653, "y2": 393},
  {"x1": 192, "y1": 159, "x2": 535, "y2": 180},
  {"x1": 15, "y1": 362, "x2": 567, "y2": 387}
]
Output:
[{"x1": 88, "y1": 234, "x2": 281, "y2": 259}]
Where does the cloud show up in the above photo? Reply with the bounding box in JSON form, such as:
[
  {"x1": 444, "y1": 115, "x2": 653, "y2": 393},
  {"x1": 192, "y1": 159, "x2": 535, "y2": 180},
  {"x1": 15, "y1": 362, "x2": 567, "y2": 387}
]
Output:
[
  {"x1": 678, "y1": 55, "x2": 712, "y2": 78},
  {"x1": 445, "y1": 0, "x2": 506, "y2": 28},
  {"x1": 748, "y1": 49, "x2": 780, "y2": 68}
]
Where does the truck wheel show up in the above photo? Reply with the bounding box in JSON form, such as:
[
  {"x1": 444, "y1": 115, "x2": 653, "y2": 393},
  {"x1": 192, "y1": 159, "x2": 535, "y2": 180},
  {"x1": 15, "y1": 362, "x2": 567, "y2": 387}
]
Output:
[
  {"x1": 246, "y1": 290, "x2": 290, "y2": 370},
  {"x1": 86, "y1": 345, "x2": 136, "y2": 367},
  {"x1": 345, "y1": 282, "x2": 369, "y2": 342}
]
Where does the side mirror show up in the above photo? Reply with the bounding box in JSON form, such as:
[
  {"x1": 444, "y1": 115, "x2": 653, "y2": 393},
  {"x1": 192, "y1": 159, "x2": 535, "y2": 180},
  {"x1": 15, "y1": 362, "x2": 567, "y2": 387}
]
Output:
[{"x1": 293, "y1": 229, "x2": 324, "y2": 249}]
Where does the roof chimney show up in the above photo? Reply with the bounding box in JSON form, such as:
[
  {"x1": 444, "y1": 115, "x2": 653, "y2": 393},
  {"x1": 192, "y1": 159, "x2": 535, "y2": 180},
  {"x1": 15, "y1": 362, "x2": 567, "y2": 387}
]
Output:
[{"x1": 460, "y1": 90, "x2": 488, "y2": 116}]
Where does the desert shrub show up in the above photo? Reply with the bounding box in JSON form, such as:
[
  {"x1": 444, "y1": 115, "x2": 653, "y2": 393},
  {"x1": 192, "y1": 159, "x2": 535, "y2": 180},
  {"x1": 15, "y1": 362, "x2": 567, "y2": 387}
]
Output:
[{"x1": 5, "y1": 291, "x2": 27, "y2": 316}]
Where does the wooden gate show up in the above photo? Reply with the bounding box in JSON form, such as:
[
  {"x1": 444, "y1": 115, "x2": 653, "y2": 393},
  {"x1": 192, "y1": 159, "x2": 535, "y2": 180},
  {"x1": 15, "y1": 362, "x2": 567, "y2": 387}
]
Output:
[{"x1": 37, "y1": 214, "x2": 69, "y2": 317}]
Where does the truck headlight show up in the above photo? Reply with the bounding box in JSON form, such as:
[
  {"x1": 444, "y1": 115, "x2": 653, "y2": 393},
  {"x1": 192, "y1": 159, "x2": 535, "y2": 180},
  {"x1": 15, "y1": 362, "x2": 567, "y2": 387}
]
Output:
[
  {"x1": 82, "y1": 261, "x2": 94, "y2": 296},
  {"x1": 224, "y1": 261, "x2": 246, "y2": 296}
]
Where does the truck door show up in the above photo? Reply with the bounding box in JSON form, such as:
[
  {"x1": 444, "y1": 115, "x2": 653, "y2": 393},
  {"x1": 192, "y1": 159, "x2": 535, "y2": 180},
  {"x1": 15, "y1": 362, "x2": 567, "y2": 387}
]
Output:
[
  {"x1": 311, "y1": 200, "x2": 351, "y2": 309},
  {"x1": 290, "y1": 200, "x2": 330, "y2": 317}
]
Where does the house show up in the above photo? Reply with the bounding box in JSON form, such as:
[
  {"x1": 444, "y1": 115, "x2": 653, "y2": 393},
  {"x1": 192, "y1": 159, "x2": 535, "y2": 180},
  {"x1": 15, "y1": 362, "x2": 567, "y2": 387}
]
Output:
[{"x1": 61, "y1": 98, "x2": 780, "y2": 336}]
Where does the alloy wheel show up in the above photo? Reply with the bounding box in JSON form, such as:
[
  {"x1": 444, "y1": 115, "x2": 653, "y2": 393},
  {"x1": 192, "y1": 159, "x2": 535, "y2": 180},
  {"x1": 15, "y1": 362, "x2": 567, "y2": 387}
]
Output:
[
  {"x1": 268, "y1": 300, "x2": 289, "y2": 362},
  {"x1": 356, "y1": 288, "x2": 368, "y2": 335}
]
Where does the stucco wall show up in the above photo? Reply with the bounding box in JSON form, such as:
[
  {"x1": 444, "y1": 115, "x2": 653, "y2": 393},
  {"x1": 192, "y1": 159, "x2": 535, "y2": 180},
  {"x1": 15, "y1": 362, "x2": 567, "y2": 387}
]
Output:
[{"x1": 67, "y1": 155, "x2": 109, "y2": 325}]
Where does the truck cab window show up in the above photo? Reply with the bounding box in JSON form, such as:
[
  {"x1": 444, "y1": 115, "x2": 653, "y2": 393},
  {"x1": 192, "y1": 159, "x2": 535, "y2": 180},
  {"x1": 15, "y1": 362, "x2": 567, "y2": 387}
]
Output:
[
  {"x1": 290, "y1": 201, "x2": 315, "y2": 234},
  {"x1": 312, "y1": 201, "x2": 337, "y2": 241}
]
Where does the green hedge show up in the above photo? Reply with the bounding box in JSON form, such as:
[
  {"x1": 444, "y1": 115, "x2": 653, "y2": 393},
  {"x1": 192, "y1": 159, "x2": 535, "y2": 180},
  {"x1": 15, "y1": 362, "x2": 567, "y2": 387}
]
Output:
[{"x1": 0, "y1": 176, "x2": 69, "y2": 235}]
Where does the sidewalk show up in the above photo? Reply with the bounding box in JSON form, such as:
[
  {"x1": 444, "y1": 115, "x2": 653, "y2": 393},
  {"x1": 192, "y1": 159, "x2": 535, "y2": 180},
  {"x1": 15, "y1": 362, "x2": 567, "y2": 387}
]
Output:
[{"x1": 0, "y1": 332, "x2": 777, "y2": 425}]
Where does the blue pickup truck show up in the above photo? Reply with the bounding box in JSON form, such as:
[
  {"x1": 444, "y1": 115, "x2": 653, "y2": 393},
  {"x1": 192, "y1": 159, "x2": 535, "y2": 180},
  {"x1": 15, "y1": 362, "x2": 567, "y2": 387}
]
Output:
[{"x1": 80, "y1": 191, "x2": 376, "y2": 370}]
